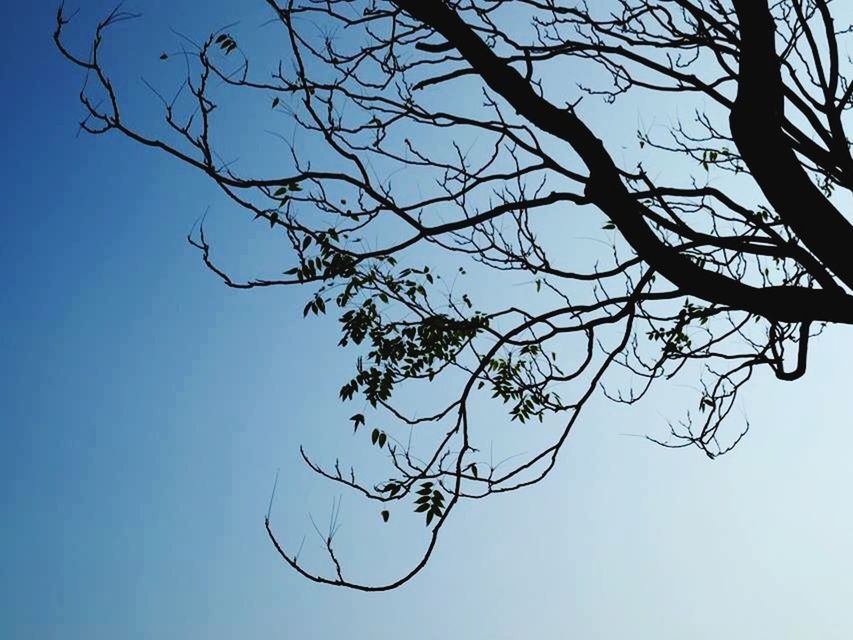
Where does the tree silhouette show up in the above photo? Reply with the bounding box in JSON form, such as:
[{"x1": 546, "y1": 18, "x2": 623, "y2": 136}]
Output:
[{"x1": 56, "y1": 0, "x2": 853, "y2": 590}]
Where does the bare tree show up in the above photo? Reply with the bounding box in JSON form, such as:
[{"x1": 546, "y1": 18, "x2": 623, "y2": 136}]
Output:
[{"x1": 56, "y1": 0, "x2": 853, "y2": 590}]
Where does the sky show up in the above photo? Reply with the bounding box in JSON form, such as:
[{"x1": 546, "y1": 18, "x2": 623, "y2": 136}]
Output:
[{"x1": 2, "y1": 1, "x2": 853, "y2": 638}]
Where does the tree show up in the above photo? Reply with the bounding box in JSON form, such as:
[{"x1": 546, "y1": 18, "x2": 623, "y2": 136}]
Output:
[{"x1": 56, "y1": 0, "x2": 853, "y2": 590}]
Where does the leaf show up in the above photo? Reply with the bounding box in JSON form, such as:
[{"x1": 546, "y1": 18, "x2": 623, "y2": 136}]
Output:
[
  {"x1": 602, "y1": 222, "x2": 616, "y2": 230},
  {"x1": 159, "y1": 52, "x2": 169, "y2": 60},
  {"x1": 350, "y1": 413, "x2": 365, "y2": 432},
  {"x1": 426, "y1": 510, "x2": 434, "y2": 526},
  {"x1": 371, "y1": 428, "x2": 379, "y2": 445},
  {"x1": 274, "y1": 186, "x2": 288, "y2": 197},
  {"x1": 471, "y1": 464, "x2": 478, "y2": 479},
  {"x1": 381, "y1": 510, "x2": 390, "y2": 522},
  {"x1": 378, "y1": 432, "x2": 387, "y2": 448},
  {"x1": 415, "y1": 503, "x2": 430, "y2": 513},
  {"x1": 272, "y1": 97, "x2": 280, "y2": 109}
]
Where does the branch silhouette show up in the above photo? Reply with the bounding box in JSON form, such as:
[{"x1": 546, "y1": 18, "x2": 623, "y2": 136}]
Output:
[{"x1": 57, "y1": 0, "x2": 853, "y2": 589}]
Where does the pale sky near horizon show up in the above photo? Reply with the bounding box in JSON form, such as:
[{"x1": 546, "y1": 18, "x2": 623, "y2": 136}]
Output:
[{"x1": 2, "y1": 2, "x2": 853, "y2": 638}]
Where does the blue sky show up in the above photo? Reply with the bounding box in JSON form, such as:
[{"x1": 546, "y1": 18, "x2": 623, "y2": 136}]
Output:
[{"x1": 2, "y1": 1, "x2": 853, "y2": 638}]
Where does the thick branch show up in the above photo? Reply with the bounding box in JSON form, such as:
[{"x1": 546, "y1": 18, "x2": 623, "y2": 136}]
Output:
[
  {"x1": 392, "y1": 0, "x2": 853, "y2": 324},
  {"x1": 730, "y1": 0, "x2": 853, "y2": 291}
]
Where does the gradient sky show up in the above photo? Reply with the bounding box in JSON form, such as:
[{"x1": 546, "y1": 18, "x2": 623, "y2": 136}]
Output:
[{"x1": 3, "y1": 2, "x2": 853, "y2": 638}]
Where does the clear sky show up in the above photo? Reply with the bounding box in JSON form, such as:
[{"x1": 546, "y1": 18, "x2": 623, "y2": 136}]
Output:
[{"x1": 2, "y1": 2, "x2": 853, "y2": 638}]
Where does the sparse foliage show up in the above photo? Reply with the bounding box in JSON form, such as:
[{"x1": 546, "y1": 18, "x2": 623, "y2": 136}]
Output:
[{"x1": 57, "y1": 0, "x2": 853, "y2": 590}]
